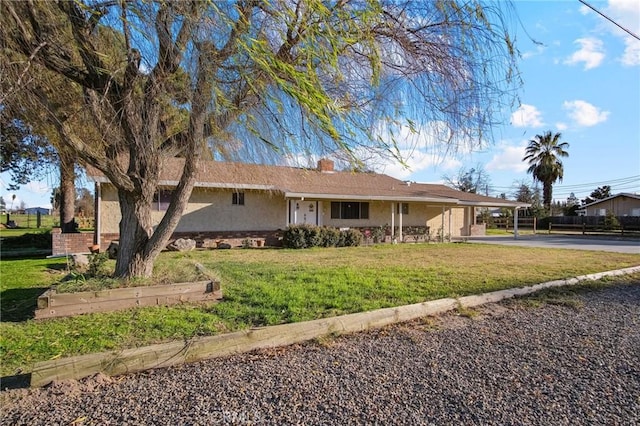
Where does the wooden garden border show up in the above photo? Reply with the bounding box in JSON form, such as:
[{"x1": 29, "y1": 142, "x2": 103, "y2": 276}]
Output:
[
  {"x1": 35, "y1": 280, "x2": 222, "y2": 319},
  {"x1": 30, "y1": 266, "x2": 640, "y2": 387}
]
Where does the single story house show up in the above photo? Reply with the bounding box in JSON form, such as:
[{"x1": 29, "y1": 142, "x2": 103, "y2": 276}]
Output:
[
  {"x1": 578, "y1": 193, "x2": 640, "y2": 217},
  {"x1": 87, "y1": 158, "x2": 529, "y2": 248}
]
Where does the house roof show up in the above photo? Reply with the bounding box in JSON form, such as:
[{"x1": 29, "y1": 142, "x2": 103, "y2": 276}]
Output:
[
  {"x1": 580, "y1": 192, "x2": 640, "y2": 209},
  {"x1": 87, "y1": 158, "x2": 528, "y2": 208}
]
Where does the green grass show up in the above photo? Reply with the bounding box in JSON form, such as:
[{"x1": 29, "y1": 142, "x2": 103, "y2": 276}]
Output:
[
  {"x1": 1, "y1": 214, "x2": 57, "y2": 231},
  {"x1": 1, "y1": 243, "x2": 639, "y2": 377}
]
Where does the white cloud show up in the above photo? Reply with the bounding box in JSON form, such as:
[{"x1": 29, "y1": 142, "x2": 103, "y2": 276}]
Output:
[
  {"x1": 563, "y1": 100, "x2": 610, "y2": 126},
  {"x1": 621, "y1": 36, "x2": 640, "y2": 66},
  {"x1": 376, "y1": 150, "x2": 462, "y2": 180},
  {"x1": 486, "y1": 143, "x2": 529, "y2": 173},
  {"x1": 522, "y1": 45, "x2": 547, "y2": 60},
  {"x1": 564, "y1": 38, "x2": 605, "y2": 70},
  {"x1": 592, "y1": 1, "x2": 640, "y2": 67},
  {"x1": 511, "y1": 104, "x2": 543, "y2": 128},
  {"x1": 555, "y1": 122, "x2": 568, "y2": 131}
]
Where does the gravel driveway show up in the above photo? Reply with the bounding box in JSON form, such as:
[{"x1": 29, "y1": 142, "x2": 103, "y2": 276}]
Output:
[{"x1": 2, "y1": 282, "x2": 639, "y2": 425}]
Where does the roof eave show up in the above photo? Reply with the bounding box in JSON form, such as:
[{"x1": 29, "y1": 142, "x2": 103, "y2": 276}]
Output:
[{"x1": 284, "y1": 192, "x2": 458, "y2": 203}]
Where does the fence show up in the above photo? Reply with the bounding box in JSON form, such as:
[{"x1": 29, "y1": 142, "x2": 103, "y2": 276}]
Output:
[
  {"x1": 3, "y1": 214, "x2": 94, "y2": 230},
  {"x1": 486, "y1": 216, "x2": 639, "y2": 235}
]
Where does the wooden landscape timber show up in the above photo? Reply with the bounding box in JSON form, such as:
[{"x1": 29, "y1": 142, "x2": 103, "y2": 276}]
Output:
[
  {"x1": 34, "y1": 280, "x2": 222, "y2": 319},
  {"x1": 29, "y1": 266, "x2": 640, "y2": 387}
]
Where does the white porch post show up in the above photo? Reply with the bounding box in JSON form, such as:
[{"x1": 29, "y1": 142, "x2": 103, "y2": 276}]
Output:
[
  {"x1": 94, "y1": 182, "x2": 101, "y2": 247},
  {"x1": 399, "y1": 205, "x2": 403, "y2": 243},
  {"x1": 286, "y1": 200, "x2": 290, "y2": 227},
  {"x1": 391, "y1": 203, "x2": 395, "y2": 241},
  {"x1": 448, "y1": 207, "x2": 452, "y2": 239},
  {"x1": 441, "y1": 205, "x2": 445, "y2": 242},
  {"x1": 514, "y1": 207, "x2": 520, "y2": 239}
]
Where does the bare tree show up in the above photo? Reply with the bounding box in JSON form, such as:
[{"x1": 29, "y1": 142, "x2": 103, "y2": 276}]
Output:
[
  {"x1": 1, "y1": 1, "x2": 520, "y2": 278},
  {"x1": 443, "y1": 165, "x2": 492, "y2": 194}
]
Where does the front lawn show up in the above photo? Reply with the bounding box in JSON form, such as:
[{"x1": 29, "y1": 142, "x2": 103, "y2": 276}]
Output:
[{"x1": 1, "y1": 243, "x2": 639, "y2": 377}]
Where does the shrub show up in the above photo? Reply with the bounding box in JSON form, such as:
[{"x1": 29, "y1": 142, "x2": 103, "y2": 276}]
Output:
[
  {"x1": 304, "y1": 225, "x2": 322, "y2": 248},
  {"x1": 341, "y1": 228, "x2": 363, "y2": 247},
  {"x1": 604, "y1": 210, "x2": 621, "y2": 230},
  {"x1": 284, "y1": 225, "x2": 364, "y2": 248},
  {"x1": 283, "y1": 225, "x2": 308, "y2": 248},
  {"x1": 1, "y1": 230, "x2": 51, "y2": 249},
  {"x1": 320, "y1": 227, "x2": 341, "y2": 247}
]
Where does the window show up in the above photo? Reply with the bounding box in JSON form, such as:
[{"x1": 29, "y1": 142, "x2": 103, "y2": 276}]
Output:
[
  {"x1": 330, "y1": 201, "x2": 369, "y2": 219},
  {"x1": 153, "y1": 189, "x2": 173, "y2": 211},
  {"x1": 396, "y1": 203, "x2": 409, "y2": 215},
  {"x1": 232, "y1": 192, "x2": 245, "y2": 205}
]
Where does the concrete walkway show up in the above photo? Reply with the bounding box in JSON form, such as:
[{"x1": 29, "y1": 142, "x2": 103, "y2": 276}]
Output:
[{"x1": 461, "y1": 233, "x2": 640, "y2": 254}]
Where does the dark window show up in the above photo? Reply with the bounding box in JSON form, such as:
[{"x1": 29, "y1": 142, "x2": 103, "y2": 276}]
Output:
[
  {"x1": 330, "y1": 201, "x2": 369, "y2": 219},
  {"x1": 331, "y1": 202, "x2": 341, "y2": 219},
  {"x1": 396, "y1": 203, "x2": 409, "y2": 215},
  {"x1": 153, "y1": 189, "x2": 173, "y2": 211},
  {"x1": 232, "y1": 192, "x2": 245, "y2": 205}
]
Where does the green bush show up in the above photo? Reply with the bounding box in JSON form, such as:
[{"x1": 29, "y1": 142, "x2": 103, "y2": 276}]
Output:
[
  {"x1": 283, "y1": 225, "x2": 308, "y2": 248},
  {"x1": 284, "y1": 225, "x2": 363, "y2": 248},
  {"x1": 304, "y1": 225, "x2": 322, "y2": 248},
  {"x1": 342, "y1": 228, "x2": 363, "y2": 247},
  {"x1": 0, "y1": 230, "x2": 51, "y2": 249},
  {"x1": 320, "y1": 227, "x2": 341, "y2": 247},
  {"x1": 604, "y1": 210, "x2": 621, "y2": 230}
]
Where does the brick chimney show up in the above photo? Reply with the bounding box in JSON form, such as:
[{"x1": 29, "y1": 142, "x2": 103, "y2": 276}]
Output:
[{"x1": 317, "y1": 158, "x2": 335, "y2": 173}]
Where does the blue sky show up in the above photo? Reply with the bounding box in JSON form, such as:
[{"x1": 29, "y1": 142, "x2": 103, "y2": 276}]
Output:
[
  {"x1": 374, "y1": 0, "x2": 640, "y2": 202},
  {"x1": 2, "y1": 0, "x2": 639, "y2": 209}
]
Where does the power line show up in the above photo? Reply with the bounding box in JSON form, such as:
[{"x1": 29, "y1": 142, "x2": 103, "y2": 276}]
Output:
[{"x1": 578, "y1": 0, "x2": 640, "y2": 41}]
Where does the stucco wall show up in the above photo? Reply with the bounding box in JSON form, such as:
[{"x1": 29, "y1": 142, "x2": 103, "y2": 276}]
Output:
[{"x1": 99, "y1": 185, "x2": 287, "y2": 234}]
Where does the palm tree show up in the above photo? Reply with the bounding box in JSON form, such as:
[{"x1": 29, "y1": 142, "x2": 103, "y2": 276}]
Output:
[{"x1": 523, "y1": 131, "x2": 569, "y2": 211}]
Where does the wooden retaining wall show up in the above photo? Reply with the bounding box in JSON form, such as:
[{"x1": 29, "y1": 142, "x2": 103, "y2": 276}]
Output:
[
  {"x1": 35, "y1": 280, "x2": 222, "y2": 319},
  {"x1": 30, "y1": 266, "x2": 640, "y2": 387}
]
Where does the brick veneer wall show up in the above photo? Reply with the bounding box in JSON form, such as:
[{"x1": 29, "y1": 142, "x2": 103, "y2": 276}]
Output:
[
  {"x1": 51, "y1": 228, "x2": 95, "y2": 255},
  {"x1": 469, "y1": 223, "x2": 486, "y2": 236},
  {"x1": 99, "y1": 230, "x2": 284, "y2": 250}
]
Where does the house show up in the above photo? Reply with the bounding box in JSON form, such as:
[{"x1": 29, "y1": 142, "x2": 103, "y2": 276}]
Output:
[
  {"x1": 578, "y1": 193, "x2": 640, "y2": 217},
  {"x1": 87, "y1": 158, "x2": 529, "y2": 249}
]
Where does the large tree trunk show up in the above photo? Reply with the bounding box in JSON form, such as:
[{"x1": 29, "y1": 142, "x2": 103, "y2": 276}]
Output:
[
  {"x1": 114, "y1": 189, "x2": 156, "y2": 278},
  {"x1": 113, "y1": 158, "x2": 199, "y2": 278},
  {"x1": 542, "y1": 182, "x2": 552, "y2": 211},
  {"x1": 59, "y1": 152, "x2": 76, "y2": 233}
]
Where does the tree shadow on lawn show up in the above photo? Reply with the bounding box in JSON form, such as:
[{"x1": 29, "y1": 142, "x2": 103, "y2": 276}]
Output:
[{"x1": 1, "y1": 287, "x2": 49, "y2": 322}]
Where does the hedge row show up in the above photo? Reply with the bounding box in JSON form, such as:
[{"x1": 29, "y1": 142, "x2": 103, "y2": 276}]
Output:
[{"x1": 283, "y1": 225, "x2": 363, "y2": 249}]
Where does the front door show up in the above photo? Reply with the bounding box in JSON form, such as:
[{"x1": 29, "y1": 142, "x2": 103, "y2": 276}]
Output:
[{"x1": 289, "y1": 200, "x2": 320, "y2": 226}]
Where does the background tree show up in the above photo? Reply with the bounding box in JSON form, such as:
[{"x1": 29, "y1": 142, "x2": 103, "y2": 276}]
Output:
[
  {"x1": 443, "y1": 165, "x2": 492, "y2": 194},
  {"x1": 563, "y1": 192, "x2": 580, "y2": 216},
  {"x1": 0, "y1": 117, "x2": 57, "y2": 191},
  {"x1": 512, "y1": 180, "x2": 543, "y2": 217},
  {"x1": 523, "y1": 131, "x2": 569, "y2": 211},
  {"x1": 1, "y1": 1, "x2": 520, "y2": 278},
  {"x1": 582, "y1": 185, "x2": 612, "y2": 205}
]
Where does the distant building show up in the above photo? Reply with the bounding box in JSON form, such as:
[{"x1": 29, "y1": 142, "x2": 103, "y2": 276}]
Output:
[
  {"x1": 24, "y1": 207, "x2": 51, "y2": 215},
  {"x1": 578, "y1": 193, "x2": 640, "y2": 217}
]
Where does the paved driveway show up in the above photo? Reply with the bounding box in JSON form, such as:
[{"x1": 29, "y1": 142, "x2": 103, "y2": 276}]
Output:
[{"x1": 461, "y1": 234, "x2": 640, "y2": 254}]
